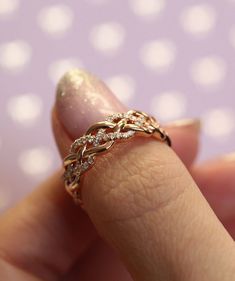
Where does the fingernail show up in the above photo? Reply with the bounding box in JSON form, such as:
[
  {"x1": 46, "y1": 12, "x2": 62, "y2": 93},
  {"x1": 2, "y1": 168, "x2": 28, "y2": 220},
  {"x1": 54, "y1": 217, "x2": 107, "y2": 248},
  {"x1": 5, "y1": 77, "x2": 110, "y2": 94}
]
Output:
[
  {"x1": 55, "y1": 69, "x2": 125, "y2": 139},
  {"x1": 166, "y1": 118, "x2": 201, "y2": 133},
  {"x1": 222, "y1": 152, "x2": 235, "y2": 162}
]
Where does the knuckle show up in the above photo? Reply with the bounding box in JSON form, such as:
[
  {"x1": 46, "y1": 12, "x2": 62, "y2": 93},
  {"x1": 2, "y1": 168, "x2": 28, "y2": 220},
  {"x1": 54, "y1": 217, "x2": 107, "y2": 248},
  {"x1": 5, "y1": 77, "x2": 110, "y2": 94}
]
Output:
[{"x1": 86, "y1": 139, "x2": 188, "y2": 223}]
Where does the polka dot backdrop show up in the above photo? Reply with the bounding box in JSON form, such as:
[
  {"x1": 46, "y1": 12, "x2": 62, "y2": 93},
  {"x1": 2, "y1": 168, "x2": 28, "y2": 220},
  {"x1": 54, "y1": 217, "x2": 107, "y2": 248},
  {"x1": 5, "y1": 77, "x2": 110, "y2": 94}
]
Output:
[{"x1": 0, "y1": 0, "x2": 235, "y2": 210}]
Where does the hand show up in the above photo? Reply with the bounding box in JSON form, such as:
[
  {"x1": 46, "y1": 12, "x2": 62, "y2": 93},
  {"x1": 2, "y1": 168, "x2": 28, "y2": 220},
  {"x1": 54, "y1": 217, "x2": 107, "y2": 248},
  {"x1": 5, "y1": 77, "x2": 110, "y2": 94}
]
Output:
[{"x1": 0, "y1": 69, "x2": 235, "y2": 281}]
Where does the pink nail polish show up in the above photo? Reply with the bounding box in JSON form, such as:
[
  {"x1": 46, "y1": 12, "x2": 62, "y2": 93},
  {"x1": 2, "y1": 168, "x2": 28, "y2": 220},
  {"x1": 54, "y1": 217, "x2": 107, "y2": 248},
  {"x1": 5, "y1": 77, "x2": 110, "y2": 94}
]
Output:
[{"x1": 56, "y1": 69, "x2": 125, "y2": 139}]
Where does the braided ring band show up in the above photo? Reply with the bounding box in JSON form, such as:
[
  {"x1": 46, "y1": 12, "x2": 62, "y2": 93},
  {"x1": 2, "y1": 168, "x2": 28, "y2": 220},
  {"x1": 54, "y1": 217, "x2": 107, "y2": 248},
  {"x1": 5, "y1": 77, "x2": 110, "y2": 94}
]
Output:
[{"x1": 63, "y1": 110, "x2": 171, "y2": 205}]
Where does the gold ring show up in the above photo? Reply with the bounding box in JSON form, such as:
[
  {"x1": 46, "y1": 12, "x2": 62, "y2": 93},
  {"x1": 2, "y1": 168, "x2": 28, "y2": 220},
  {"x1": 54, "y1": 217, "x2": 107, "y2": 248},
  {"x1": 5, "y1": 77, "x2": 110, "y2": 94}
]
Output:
[{"x1": 63, "y1": 110, "x2": 171, "y2": 205}]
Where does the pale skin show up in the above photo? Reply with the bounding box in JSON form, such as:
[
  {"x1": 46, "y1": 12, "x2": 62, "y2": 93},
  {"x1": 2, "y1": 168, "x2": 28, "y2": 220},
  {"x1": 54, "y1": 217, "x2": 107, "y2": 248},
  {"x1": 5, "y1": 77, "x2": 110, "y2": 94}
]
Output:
[{"x1": 0, "y1": 69, "x2": 235, "y2": 281}]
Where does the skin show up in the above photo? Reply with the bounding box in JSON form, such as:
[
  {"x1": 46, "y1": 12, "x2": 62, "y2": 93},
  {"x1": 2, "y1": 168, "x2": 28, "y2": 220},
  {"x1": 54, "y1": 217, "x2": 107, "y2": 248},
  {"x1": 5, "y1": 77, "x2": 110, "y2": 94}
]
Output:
[{"x1": 0, "y1": 69, "x2": 235, "y2": 281}]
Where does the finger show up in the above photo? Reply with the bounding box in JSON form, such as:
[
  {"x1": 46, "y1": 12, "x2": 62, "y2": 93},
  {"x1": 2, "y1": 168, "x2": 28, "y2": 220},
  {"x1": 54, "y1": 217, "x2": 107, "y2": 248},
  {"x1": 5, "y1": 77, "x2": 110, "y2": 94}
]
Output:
[
  {"x1": 192, "y1": 154, "x2": 235, "y2": 236},
  {"x1": 56, "y1": 98, "x2": 200, "y2": 281},
  {"x1": 64, "y1": 239, "x2": 132, "y2": 281},
  {"x1": 165, "y1": 119, "x2": 200, "y2": 167},
  {"x1": 54, "y1": 69, "x2": 235, "y2": 281},
  {"x1": 0, "y1": 172, "x2": 96, "y2": 281},
  {"x1": 52, "y1": 72, "x2": 200, "y2": 281},
  {"x1": 53, "y1": 72, "x2": 200, "y2": 281}
]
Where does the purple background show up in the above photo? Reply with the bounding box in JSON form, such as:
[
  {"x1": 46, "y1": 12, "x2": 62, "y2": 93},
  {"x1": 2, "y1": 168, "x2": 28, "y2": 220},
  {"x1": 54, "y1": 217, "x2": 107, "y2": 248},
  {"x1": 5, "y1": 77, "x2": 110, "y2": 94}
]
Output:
[{"x1": 0, "y1": 0, "x2": 235, "y2": 210}]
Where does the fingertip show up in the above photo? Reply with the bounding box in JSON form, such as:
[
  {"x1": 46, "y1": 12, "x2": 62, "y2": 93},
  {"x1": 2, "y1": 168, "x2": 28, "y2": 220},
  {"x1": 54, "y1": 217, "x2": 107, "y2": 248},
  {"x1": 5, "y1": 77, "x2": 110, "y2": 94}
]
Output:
[{"x1": 166, "y1": 118, "x2": 201, "y2": 167}]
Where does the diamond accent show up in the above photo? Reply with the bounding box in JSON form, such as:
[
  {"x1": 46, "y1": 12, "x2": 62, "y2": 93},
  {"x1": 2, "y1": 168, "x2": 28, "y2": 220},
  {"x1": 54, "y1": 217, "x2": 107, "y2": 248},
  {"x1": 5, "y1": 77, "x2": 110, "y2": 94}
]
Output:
[
  {"x1": 88, "y1": 155, "x2": 95, "y2": 165},
  {"x1": 81, "y1": 162, "x2": 89, "y2": 171},
  {"x1": 93, "y1": 138, "x2": 100, "y2": 146},
  {"x1": 87, "y1": 135, "x2": 94, "y2": 143}
]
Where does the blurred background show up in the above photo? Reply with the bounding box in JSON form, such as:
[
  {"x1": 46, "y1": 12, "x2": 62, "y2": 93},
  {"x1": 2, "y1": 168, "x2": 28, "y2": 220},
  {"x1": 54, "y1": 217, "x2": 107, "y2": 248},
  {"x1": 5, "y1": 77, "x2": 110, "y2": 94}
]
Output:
[{"x1": 0, "y1": 0, "x2": 235, "y2": 210}]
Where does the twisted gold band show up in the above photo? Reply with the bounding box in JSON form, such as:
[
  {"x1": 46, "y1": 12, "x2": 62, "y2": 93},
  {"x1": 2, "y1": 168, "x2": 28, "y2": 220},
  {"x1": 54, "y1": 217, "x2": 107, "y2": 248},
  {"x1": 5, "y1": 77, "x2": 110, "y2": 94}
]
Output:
[{"x1": 63, "y1": 110, "x2": 171, "y2": 205}]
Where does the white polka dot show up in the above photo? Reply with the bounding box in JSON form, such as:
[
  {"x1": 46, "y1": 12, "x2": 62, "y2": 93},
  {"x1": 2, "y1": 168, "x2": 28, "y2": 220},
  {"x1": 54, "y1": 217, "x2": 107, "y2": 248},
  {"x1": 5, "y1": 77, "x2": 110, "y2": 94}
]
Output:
[
  {"x1": 7, "y1": 94, "x2": 43, "y2": 126},
  {"x1": 0, "y1": 40, "x2": 32, "y2": 72},
  {"x1": 180, "y1": 4, "x2": 216, "y2": 36},
  {"x1": 105, "y1": 75, "x2": 135, "y2": 103},
  {"x1": 18, "y1": 147, "x2": 54, "y2": 176},
  {"x1": 89, "y1": 22, "x2": 125, "y2": 54},
  {"x1": 48, "y1": 58, "x2": 83, "y2": 84},
  {"x1": 151, "y1": 91, "x2": 187, "y2": 121},
  {"x1": 0, "y1": 0, "x2": 19, "y2": 17},
  {"x1": 129, "y1": 0, "x2": 165, "y2": 19},
  {"x1": 203, "y1": 109, "x2": 235, "y2": 138},
  {"x1": 140, "y1": 39, "x2": 176, "y2": 72},
  {"x1": 191, "y1": 56, "x2": 226, "y2": 87},
  {"x1": 38, "y1": 5, "x2": 74, "y2": 36},
  {"x1": 229, "y1": 26, "x2": 235, "y2": 49}
]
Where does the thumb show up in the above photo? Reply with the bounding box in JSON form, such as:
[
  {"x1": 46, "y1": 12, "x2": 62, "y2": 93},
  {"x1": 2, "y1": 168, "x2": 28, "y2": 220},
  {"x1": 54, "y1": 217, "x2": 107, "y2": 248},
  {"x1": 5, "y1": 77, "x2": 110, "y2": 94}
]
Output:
[{"x1": 54, "y1": 69, "x2": 235, "y2": 281}]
